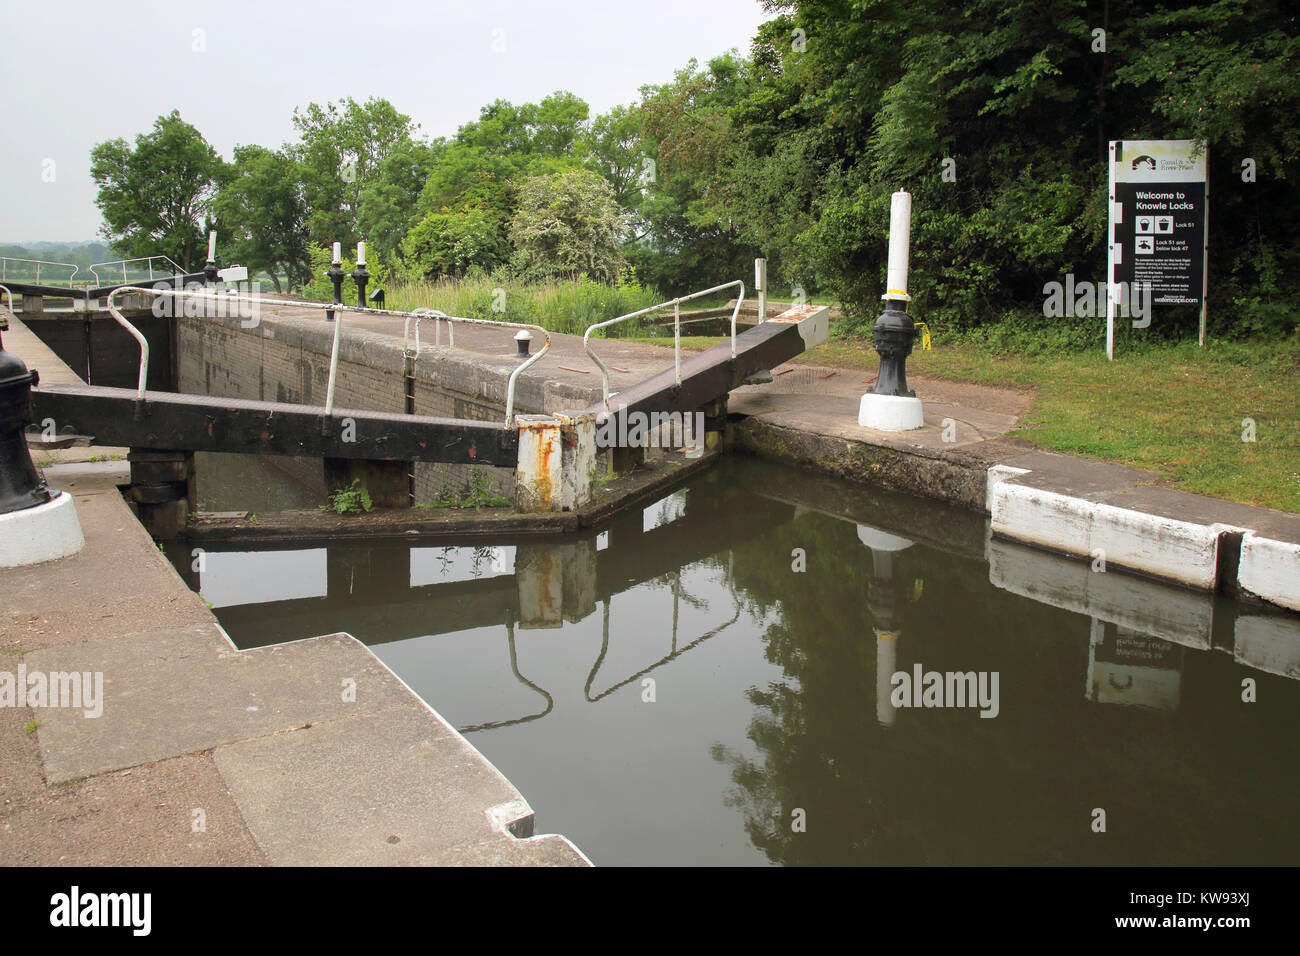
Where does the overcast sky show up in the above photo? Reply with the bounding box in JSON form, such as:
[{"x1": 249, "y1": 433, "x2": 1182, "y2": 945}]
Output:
[{"x1": 1, "y1": 0, "x2": 773, "y2": 242}]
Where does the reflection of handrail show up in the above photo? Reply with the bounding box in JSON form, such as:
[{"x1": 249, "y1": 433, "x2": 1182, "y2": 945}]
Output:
[
  {"x1": 0, "y1": 257, "x2": 80, "y2": 287},
  {"x1": 89, "y1": 255, "x2": 184, "y2": 287},
  {"x1": 584, "y1": 569, "x2": 743, "y2": 702},
  {"x1": 458, "y1": 622, "x2": 555, "y2": 733},
  {"x1": 583, "y1": 280, "x2": 746, "y2": 411},
  {"x1": 100, "y1": 286, "x2": 548, "y2": 426}
]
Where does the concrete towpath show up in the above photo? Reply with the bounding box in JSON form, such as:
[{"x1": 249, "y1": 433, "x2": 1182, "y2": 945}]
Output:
[{"x1": 726, "y1": 360, "x2": 1300, "y2": 607}]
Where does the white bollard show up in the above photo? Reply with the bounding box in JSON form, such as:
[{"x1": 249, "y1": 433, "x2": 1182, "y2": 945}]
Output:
[
  {"x1": 884, "y1": 191, "x2": 912, "y2": 301},
  {"x1": 859, "y1": 190, "x2": 924, "y2": 431}
]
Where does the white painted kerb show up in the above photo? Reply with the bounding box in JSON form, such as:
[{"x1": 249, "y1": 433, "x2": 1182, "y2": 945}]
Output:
[
  {"x1": 987, "y1": 476, "x2": 1222, "y2": 590},
  {"x1": 1238, "y1": 532, "x2": 1300, "y2": 613},
  {"x1": 0, "y1": 491, "x2": 85, "y2": 568}
]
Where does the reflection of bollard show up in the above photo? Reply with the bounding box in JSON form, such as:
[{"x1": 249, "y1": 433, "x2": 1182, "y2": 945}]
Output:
[
  {"x1": 859, "y1": 524, "x2": 915, "y2": 727},
  {"x1": 0, "y1": 345, "x2": 51, "y2": 515}
]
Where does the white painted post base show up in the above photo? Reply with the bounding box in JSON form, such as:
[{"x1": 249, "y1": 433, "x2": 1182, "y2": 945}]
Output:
[
  {"x1": 0, "y1": 491, "x2": 86, "y2": 568},
  {"x1": 858, "y1": 393, "x2": 924, "y2": 431}
]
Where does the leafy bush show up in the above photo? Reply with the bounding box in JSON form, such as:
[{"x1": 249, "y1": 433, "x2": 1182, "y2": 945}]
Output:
[{"x1": 325, "y1": 478, "x2": 373, "y2": 515}]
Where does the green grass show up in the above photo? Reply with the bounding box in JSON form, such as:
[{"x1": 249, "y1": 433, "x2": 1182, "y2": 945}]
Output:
[
  {"x1": 318, "y1": 273, "x2": 670, "y2": 338},
  {"x1": 616, "y1": 330, "x2": 1300, "y2": 512}
]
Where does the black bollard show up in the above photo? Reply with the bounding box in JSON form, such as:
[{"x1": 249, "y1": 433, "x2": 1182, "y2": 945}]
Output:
[
  {"x1": 870, "y1": 301, "x2": 917, "y2": 397},
  {"x1": 352, "y1": 262, "x2": 370, "y2": 310},
  {"x1": 0, "y1": 343, "x2": 52, "y2": 515},
  {"x1": 327, "y1": 260, "x2": 346, "y2": 323}
]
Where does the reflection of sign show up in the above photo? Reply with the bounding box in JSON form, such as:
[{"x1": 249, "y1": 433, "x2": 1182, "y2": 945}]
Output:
[{"x1": 1088, "y1": 622, "x2": 1182, "y2": 711}]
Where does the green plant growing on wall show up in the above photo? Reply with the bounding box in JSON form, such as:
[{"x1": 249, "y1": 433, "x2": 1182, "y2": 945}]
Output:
[
  {"x1": 327, "y1": 478, "x2": 373, "y2": 515},
  {"x1": 417, "y1": 469, "x2": 511, "y2": 510}
]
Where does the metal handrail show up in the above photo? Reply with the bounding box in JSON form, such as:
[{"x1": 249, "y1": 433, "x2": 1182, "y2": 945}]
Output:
[
  {"x1": 583, "y1": 280, "x2": 745, "y2": 411},
  {"x1": 406, "y1": 308, "x2": 450, "y2": 356},
  {"x1": 0, "y1": 283, "x2": 13, "y2": 315},
  {"x1": 0, "y1": 257, "x2": 80, "y2": 287},
  {"x1": 102, "y1": 286, "x2": 549, "y2": 426},
  {"x1": 90, "y1": 255, "x2": 185, "y2": 286}
]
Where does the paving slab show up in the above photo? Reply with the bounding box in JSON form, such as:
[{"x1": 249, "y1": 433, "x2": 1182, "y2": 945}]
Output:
[
  {"x1": 0, "y1": 753, "x2": 267, "y2": 866},
  {"x1": 730, "y1": 366, "x2": 1026, "y2": 450},
  {"x1": 26, "y1": 627, "x2": 417, "y2": 783},
  {"x1": 213, "y1": 704, "x2": 586, "y2": 866},
  {"x1": 0, "y1": 483, "x2": 211, "y2": 652},
  {"x1": 0, "y1": 700, "x2": 46, "y2": 810}
]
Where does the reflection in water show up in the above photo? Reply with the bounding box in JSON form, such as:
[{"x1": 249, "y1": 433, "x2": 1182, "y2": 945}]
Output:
[
  {"x1": 459, "y1": 623, "x2": 553, "y2": 733},
  {"x1": 168, "y1": 458, "x2": 1300, "y2": 866},
  {"x1": 585, "y1": 570, "x2": 743, "y2": 703}
]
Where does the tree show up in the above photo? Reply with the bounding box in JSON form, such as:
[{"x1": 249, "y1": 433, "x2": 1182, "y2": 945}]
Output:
[
  {"x1": 212, "y1": 145, "x2": 311, "y2": 292},
  {"x1": 508, "y1": 169, "x2": 628, "y2": 281},
  {"x1": 357, "y1": 139, "x2": 442, "y2": 261},
  {"x1": 727, "y1": 0, "x2": 1300, "y2": 337},
  {"x1": 583, "y1": 104, "x2": 648, "y2": 214},
  {"x1": 90, "y1": 110, "x2": 224, "y2": 272},
  {"x1": 290, "y1": 97, "x2": 416, "y2": 249},
  {"x1": 402, "y1": 207, "x2": 510, "y2": 278},
  {"x1": 399, "y1": 91, "x2": 598, "y2": 280},
  {"x1": 631, "y1": 54, "x2": 761, "y2": 294}
]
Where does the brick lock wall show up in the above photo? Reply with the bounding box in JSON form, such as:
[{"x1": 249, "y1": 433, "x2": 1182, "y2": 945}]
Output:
[{"x1": 174, "y1": 313, "x2": 568, "y2": 504}]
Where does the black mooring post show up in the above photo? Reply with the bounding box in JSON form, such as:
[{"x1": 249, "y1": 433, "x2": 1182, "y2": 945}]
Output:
[
  {"x1": 870, "y1": 301, "x2": 917, "y2": 397},
  {"x1": 0, "y1": 342, "x2": 53, "y2": 516},
  {"x1": 352, "y1": 261, "x2": 370, "y2": 310},
  {"x1": 326, "y1": 261, "x2": 346, "y2": 323}
]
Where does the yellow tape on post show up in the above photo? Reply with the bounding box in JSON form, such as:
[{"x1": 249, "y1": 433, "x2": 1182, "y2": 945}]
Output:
[{"x1": 914, "y1": 321, "x2": 932, "y2": 351}]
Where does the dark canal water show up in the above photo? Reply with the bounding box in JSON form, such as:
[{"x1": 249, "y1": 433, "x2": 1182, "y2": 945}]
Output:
[{"x1": 166, "y1": 456, "x2": 1300, "y2": 866}]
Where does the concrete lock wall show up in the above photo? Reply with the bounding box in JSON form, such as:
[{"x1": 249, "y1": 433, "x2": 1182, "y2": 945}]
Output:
[
  {"x1": 172, "y1": 310, "x2": 598, "y2": 505},
  {"x1": 22, "y1": 311, "x2": 174, "y2": 391}
]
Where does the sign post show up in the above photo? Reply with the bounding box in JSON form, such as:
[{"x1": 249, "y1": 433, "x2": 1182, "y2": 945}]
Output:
[{"x1": 1106, "y1": 140, "x2": 1208, "y2": 360}]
